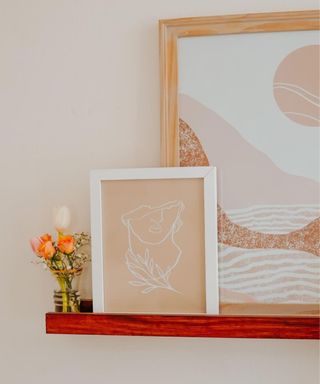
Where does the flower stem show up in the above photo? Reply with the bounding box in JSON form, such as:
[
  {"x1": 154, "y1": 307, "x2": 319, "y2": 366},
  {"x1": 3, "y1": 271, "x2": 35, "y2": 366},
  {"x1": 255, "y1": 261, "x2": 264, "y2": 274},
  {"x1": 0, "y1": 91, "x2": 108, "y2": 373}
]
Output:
[{"x1": 57, "y1": 277, "x2": 68, "y2": 312}]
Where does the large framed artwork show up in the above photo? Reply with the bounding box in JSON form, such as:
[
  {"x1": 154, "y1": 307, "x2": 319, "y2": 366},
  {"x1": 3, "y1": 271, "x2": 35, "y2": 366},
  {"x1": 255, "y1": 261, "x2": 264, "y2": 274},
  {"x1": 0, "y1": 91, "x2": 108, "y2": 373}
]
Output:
[
  {"x1": 160, "y1": 11, "x2": 320, "y2": 315},
  {"x1": 90, "y1": 167, "x2": 218, "y2": 314}
]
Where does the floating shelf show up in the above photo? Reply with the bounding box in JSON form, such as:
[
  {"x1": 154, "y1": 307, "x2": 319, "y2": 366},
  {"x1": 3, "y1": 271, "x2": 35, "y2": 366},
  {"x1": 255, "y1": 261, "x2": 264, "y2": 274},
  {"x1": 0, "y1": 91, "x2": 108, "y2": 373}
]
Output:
[{"x1": 46, "y1": 301, "x2": 319, "y2": 339}]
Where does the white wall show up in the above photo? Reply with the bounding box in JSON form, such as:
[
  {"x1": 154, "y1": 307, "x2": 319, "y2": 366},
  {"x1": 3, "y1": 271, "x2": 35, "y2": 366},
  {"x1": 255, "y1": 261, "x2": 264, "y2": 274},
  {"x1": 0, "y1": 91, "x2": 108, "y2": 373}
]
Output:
[{"x1": 0, "y1": 1, "x2": 318, "y2": 383}]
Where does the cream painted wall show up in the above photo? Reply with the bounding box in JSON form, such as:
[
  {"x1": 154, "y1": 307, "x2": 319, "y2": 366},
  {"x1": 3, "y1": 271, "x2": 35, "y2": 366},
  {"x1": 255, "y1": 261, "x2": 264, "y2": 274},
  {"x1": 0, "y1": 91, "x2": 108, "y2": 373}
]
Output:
[{"x1": 0, "y1": 1, "x2": 318, "y2": 383}]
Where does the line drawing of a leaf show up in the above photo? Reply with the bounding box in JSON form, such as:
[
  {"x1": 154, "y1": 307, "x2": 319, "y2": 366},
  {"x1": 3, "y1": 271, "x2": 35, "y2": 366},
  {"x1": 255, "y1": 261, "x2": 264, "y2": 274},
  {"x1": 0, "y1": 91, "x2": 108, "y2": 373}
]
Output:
[
  {"x1": 127, "y1": 263, "x2": 150, "y2": 278},
  {"x1": 126, "y1": 262, "x2": 139, "y2": 270},
  {"x1": 156, "y1": 264, "x2": 165, "y2": 277},
  {"x1": 142, "y1": 287, "x2": 155, "y2": 294},
  {"x1": 126, "y1": 265, "x2": 148, "y2": 282},
  {"x1": 163, "y1": 268, "x2": 171, "y2": 282},
  {"x1": 124, "y1": 245, "x2": 180, "y2": 294},
  {"x1": 137, "y1": 254, "x2": 145, "y2": 264},
  {"x1": 129, "y1": 281, "x2": 146, "y2": 287},
  {"x1": 148, "y1": 258, "x2": 154, "y2": 274},
  {"x1": 144, "y1": 249, "x2": 150, "y2": 264},
  {"x1": 129, "y1": 271, "x2": 147, "y2": 282}
]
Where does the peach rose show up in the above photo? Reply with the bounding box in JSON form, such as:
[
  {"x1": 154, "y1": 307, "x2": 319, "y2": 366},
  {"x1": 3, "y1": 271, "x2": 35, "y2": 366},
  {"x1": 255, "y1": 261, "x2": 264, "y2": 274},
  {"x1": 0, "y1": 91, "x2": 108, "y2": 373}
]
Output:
[
  {"x1": 30, "y1": 234, "x2": 54, "y2": 259},
  {"x1": 40, "y1": 234, "x2": 52, "y2": 242},
  {"x1": 30, "y1": 237, "x2": 42, "y2": 254},
  {"x1": 37, "y1": 239, "x2": 56, "y2": 259},
  {"x1": 57, "y1": 235, "x2": 75, "y2": 254}
]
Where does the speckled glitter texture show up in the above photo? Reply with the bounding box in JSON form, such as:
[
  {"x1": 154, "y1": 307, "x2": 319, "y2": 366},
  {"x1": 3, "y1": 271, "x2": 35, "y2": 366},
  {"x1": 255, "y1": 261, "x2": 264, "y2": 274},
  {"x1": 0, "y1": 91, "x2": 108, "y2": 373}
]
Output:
[{"x1": 179, "y1": 119, "x2": 209, "y2": 167}]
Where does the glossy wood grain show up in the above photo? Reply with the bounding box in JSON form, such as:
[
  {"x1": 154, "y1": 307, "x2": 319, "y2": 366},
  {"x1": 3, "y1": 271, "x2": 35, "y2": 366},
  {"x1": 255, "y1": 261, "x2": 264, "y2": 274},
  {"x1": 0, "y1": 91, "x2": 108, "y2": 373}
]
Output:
[{"x1": 46, "y1": 312, "x2": 319, "y2": 339}]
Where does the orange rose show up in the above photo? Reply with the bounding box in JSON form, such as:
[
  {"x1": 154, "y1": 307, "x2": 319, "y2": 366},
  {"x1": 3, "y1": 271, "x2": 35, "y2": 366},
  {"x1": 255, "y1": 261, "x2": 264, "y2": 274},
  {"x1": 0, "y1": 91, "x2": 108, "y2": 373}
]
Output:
[
  {"x1": 30, "y1": 234, "x2": 55, "y2": 258},
  {"x1": 57, "y1": 235, "x2": 75, "y2": 254},
  {"x1": 40, "y1": 233, "x2": 52, "y2": 242},
  {"x1": 38, "y1": 240, "x2": 56, "y2": 259}
]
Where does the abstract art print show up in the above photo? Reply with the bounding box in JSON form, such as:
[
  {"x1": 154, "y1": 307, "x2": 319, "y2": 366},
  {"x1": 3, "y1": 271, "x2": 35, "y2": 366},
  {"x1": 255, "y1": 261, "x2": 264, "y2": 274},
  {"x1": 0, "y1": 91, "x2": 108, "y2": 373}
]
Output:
[
  {"x1": 160, "y1": 11, "x2": 320, "y2": 315},
  {"x1": 90, "y1": 167, "x2": 218, "y2": 314}
]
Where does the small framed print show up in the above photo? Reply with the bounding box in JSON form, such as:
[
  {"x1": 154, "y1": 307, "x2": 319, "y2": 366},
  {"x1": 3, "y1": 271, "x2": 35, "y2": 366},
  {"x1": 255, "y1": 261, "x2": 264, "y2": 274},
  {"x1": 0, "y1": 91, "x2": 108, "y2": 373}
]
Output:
[{"x1": 90, "y1": 167, "x2": 218, "y2": 314}]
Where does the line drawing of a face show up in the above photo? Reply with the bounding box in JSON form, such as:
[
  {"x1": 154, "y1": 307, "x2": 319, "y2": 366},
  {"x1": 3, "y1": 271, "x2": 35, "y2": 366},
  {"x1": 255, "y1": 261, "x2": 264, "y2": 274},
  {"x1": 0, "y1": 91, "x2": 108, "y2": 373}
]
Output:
[{"x1": 121, "y1": 201, "x2": 185, "y2": 294}]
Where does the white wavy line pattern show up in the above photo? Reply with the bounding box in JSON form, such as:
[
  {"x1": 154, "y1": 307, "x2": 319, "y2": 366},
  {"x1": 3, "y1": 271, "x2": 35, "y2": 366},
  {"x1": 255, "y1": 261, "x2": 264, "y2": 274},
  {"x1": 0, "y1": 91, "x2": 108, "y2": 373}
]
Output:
[
  {"x1": 218, "y1": 246, "x2": 317, "y2": 258},
  {"x1": 220, "y1": 269, "x2": 319, "y2": 283},
  {"x1": 228, "y1": 207, "x2": 319, "y2": 217},
  {"x1": 284, "y1": 111, "x2": 320, "y2": 123},
  {"x1": 233, "y1": 219, "x2": 315, "y2": 227},
  {"x1": 219, "y1": 250, "x2": 319, "y2": 268},
  {"x1": 226, "y1": 204, "x2": 319, "y2": 215},
  {"x1": 221, "y1": 276, "x2": 319, "y2": 291},
  {"x1": 226, "y1": 206, "x2": 319, "y2": 234},
  {"x1": 220, "y1": 205, "x2": 320, "y2": 303},
  {"x1": 231, "y1": 215, "x2": 318, "y2": 224},
  {"x1": 273, "y1": 83, "x2": 320, "y2": 107},
  {"x1": 273, "y1": 82, "x2": 320, "y2": 101},
  {"x1": 253, "y1": 290, "x2": 320, "y2": 302}
]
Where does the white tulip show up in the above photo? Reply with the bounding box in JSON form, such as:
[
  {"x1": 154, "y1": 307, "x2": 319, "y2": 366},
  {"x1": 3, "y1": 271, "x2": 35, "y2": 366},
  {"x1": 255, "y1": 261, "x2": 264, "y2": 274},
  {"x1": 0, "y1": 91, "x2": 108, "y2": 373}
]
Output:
[{"x1": 54, "y1": 206, "x2": 71, "y2": 233}]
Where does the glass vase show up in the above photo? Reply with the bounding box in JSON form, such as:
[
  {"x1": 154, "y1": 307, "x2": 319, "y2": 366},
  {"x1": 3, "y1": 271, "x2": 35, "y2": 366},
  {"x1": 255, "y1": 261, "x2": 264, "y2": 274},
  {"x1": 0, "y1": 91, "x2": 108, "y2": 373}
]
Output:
[
  {"x1": 52, "y1": 269, "x2": 82, "y2": 313},
  {"x1": 53, "y1": 289, "x2": 80, "y2": 312}
]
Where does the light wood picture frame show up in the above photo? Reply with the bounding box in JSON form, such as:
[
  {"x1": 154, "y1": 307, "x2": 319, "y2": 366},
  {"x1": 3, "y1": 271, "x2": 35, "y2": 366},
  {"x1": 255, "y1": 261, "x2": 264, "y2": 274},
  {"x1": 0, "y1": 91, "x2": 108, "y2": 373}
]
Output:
[
  {"x1": 90, "y1": 167, "x2": 218, "y2": 314},
  {"x1": 159, "y1": 10, "x2": 320, "y2": 315}
]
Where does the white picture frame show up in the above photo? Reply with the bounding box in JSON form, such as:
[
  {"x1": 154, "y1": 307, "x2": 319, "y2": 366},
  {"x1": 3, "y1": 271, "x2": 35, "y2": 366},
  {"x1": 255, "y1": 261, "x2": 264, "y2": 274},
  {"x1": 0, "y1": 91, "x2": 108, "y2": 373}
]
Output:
[{"x1": 90, "y1": 166, "x2": 218, "y2": 314}]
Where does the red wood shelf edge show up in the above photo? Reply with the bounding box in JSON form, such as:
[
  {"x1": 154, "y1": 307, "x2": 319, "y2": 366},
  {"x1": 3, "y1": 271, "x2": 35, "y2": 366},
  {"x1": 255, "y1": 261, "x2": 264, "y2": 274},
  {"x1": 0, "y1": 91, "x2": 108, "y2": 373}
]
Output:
[{"x1": 46, "y1": 313, "x2": 320, "y2": 339}]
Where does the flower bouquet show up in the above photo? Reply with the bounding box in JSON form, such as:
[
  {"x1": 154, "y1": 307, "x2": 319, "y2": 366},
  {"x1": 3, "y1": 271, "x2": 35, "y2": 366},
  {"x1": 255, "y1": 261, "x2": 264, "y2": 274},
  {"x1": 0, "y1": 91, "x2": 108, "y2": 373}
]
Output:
[{"x1": 30, "y1": 206, "x2": 90, "y2": 312}]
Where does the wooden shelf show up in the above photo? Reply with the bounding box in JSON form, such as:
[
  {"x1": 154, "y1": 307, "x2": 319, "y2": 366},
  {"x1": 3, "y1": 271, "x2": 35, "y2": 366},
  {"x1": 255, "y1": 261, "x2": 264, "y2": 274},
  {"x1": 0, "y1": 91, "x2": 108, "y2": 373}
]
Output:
[{"x1": 46, "y1": 301, "x2": 319, "y2": 339}]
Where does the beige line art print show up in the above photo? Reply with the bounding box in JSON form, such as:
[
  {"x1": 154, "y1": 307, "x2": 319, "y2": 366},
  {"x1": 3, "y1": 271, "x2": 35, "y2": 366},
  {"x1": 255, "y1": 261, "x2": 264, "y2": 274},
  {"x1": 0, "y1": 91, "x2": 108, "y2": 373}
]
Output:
[{"x1": 121, "y1": 201, "x2": 185, "y2": 294}]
